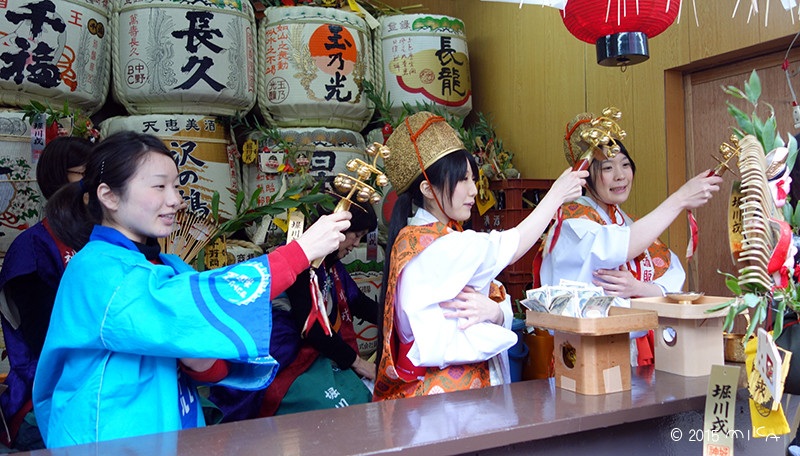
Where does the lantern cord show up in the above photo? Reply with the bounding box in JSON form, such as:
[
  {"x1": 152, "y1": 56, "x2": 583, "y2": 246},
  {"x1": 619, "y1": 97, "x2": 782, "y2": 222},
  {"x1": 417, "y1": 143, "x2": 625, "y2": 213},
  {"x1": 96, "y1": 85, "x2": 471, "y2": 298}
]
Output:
[{"x1": 783, "y1": 28, "x2": 800, "y2": 106}]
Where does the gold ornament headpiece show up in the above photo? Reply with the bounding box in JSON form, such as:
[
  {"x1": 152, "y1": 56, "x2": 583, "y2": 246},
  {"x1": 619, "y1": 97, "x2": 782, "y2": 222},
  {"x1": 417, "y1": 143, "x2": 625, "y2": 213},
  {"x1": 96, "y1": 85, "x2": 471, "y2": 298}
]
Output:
[
  {"x1": 563, "y1": 107, "x2": 627, "y2": 167},
  {"x1": 385, "y1": 111, "x2": 465, "y2": 195}
]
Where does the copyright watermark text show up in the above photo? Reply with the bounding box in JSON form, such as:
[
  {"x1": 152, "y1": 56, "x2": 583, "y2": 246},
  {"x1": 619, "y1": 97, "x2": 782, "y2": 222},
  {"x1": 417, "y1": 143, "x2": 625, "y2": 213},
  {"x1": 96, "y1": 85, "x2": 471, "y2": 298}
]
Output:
[{"x1": 669, "y1": 427, "x2": 780, "y2": 442}]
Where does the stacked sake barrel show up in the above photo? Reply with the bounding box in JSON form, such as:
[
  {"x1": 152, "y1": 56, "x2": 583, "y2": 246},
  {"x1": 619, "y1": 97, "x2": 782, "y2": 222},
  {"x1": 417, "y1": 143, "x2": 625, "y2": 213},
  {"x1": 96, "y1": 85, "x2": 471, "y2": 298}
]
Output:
[
  {"x1": 0, "y1": 0, "x2": 111, "y2": 262},
  {"x1": 105, "y1": 0, "x2": 258, "y2": 226},
  {"x1": 378, "y1": 14, "x2": 472, "y2": 119},
  {"x1": 257, "y1": 6, "x2": 374, "y2": 130},
  {"x1": 246, "y1": 6, "x2": 376, "y2": 240},
  {"x1": 0, "y1": 112, "x2": 39, "y2": 261},
  {"x1": 241, "y1": 126, "x2": 368, "y2": 245}
]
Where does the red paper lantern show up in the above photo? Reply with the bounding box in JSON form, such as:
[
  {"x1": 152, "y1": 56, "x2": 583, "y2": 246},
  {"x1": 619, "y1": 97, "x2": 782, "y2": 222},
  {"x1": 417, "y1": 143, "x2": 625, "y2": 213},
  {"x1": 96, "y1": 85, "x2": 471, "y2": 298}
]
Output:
[{"x1": 561, "y1": 0, "x2": 680, "y2": 66}]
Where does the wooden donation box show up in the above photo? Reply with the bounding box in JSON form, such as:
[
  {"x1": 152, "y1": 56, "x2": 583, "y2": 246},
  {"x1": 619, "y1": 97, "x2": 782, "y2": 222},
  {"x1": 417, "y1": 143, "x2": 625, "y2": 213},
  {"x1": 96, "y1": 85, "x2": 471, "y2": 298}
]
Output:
[
  {"x1": 527, "y1": 307, "x2": 657, "y2": 395},
  {"x1": 630, "y1": 296, "x2": 729, "y2": 377}
]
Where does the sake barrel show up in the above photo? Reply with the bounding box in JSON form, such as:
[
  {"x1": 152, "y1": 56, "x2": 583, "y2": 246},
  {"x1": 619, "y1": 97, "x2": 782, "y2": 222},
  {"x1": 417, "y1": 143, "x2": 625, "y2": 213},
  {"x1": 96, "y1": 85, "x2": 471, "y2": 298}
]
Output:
[
  {"x1": 380, "y1": 14, "x2": 472, "y2": 119},
  {"x1": 241, "y1": 127, "x2": 366, "y2": 244},
  {"x1": 0, "y1": 111, "x2": 42, "y2": 264},
  {"x1": 0, "y1": 0, "x2": 111, "y2": 114},
  {"x1": 258, "y1": 6, "x2": 374, "y2": 131},
  {"x1": 340, "y1": 243, "x2": 383, "y2": 357},
  {"x1": 226, "y1": 239, "x2": 262, "y2": 265},
  {"x1": 245, "y1": 126, "x2": 367, "y2": 196},
  {"x1": 112, "y1": 0, "x2": 257, "y2": 115},
  {"x1": 100, "y1": 115, "x2": 238, "y2": 219}
]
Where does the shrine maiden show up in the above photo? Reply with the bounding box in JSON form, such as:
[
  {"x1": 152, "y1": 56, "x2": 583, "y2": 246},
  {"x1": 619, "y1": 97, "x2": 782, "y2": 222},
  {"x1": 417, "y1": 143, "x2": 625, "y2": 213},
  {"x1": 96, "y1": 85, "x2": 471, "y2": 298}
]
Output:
[
  {"x1": 538, "y1": 111, "x2": 722, "y2": 363},
  {"x1": 373, "y1": 112, "x2": 586, "y2": 400}
]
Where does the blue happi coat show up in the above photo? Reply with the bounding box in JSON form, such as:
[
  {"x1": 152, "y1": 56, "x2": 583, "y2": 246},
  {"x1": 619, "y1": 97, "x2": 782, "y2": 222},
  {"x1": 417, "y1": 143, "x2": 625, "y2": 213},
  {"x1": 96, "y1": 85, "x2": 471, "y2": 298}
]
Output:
[{"x1": 33, "y1": 226, "x2": 278, "y2": 448}]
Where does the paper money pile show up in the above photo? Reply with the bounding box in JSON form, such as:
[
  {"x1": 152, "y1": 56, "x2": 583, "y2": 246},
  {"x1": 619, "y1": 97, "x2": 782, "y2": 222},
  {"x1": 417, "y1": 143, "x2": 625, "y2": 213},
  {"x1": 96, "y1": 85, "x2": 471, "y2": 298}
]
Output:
[{"x1": 521, "y1": 279, "x2": 618, "y2": 318}]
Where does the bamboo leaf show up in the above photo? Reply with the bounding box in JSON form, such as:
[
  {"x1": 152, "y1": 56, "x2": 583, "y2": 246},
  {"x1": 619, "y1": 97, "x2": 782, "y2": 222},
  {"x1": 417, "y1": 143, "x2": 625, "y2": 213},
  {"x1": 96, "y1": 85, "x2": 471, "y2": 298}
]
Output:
[
  {"x1": 211, "y1": 191, "x2": 220, "y2": 221},
  {"x1": 282, "y1": 185, "x2": 304, "y2": 197},
  {"x1": 774, "y1": 299, "x2": 787, "y2": 340},
  {"x1": 297, "y1": 193, "x2": 333, "y2": 203},
  {"x1": 762, "y1": 117, "x2": 777, "y2": 152},
  {"x1": 726, "y1": 103, "x2": 753, "y2": 135},
  {"x1": 248, "y1": 187, "x2": 262, "y2": 211},
  {"x1": 753, "y1": 115, "x2": 766, "y2": 147},
  {"x1": 724, "y1": 305, "x2": 737, "y2": 332},
  {"x1": 784, "y1": 200, "x2": 794, "y2": 223},
  {"x1": 722, "y1": 85, "x2": 746, "y2": 98},
  {"x1": 744, "y1": 293, "x2": 761, "y2": 308},
  {"x1": 725, "y1": 275, "x2": 742, "y2": 295},
  {"x1": 269, "y1": 198, "x2": 303, "y2": 210},
  {"x1": 234, "y1": 191, "x2": 245, "y2": 215},
  {"x1": 745, "y1": 70, "x2": 762, "y2": 106},
  {"x1": 744, "y1": 306, "x2": 759, "y2": 342},
  {"x1": 793, "y1": 200, "x2": 800, "y2": 228},
  {"x1": 707, "y1": 298, "x2": 735, "y2": 313}
]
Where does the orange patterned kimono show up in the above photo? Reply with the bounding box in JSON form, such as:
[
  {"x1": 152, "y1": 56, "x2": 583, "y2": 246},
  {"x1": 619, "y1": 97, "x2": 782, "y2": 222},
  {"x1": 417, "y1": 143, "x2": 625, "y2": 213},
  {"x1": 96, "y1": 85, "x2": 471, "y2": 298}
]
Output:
[{"x1": 373, "y1": 222, "x2": 492, "y2": 401}]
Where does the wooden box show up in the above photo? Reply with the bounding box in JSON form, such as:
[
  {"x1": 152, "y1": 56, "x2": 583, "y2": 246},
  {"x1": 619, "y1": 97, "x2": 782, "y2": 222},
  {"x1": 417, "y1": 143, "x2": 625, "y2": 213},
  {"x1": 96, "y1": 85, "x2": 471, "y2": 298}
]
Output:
[
  {"x1": 526, "y1": 307, "x2": 658, "y2": 395},
  {"x1": 630, "y1": 296, "x2": 729, "y2": 377}
]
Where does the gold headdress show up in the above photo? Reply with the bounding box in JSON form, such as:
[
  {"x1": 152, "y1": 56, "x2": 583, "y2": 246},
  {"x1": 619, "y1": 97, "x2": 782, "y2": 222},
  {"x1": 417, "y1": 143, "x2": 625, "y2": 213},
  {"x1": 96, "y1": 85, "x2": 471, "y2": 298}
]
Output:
[
  {"x1": 384, "y1": 111, "x2": 465, "y2": 195},
  {"x1": 563, "y1": 107, "x2": 627, "y2": 168}
]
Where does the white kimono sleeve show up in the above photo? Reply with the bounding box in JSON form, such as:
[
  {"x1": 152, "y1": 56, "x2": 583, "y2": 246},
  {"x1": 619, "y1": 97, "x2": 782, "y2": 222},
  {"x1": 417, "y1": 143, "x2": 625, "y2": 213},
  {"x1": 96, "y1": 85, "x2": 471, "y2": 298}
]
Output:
[
  {"x1": 395, "y1": 229, "x2": 519, "y2": 369},
  {"x1": 539, "y1": 217, "x2": 631, "y2": 286}
]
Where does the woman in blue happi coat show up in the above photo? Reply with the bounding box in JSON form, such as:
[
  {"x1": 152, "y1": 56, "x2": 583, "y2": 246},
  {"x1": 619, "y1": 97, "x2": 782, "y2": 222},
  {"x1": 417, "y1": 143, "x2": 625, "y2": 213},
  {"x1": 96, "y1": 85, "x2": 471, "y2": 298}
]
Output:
[{"x1": 32, "y1": 131, "x2": 352, "y2": 448}]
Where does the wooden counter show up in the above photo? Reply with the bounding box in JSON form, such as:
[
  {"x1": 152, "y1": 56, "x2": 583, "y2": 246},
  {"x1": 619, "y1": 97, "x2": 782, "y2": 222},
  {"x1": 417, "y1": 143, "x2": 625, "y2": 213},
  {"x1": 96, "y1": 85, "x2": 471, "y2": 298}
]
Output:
[{"x1": 19, "y1": 366, "x2": 797, "y2": 455}]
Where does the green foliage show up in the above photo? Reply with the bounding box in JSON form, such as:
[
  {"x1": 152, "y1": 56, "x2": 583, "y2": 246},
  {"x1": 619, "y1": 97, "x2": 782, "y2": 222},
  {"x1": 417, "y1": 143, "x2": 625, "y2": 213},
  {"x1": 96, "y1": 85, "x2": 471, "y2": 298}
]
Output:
[
  {"x1": 712, "y1": 70, "x2": 800, "y2": 340},
  {"x1": 721, "y1": 70, "x2": 798, "y2": 177},
  {"x1": 362, "y1": 79, "x2": 393, "y2": 126},
  {"x1": 20, "y1": 99, "x2": 96, "y2": 139},
  {"x1": 209, "y1": 180, "x2": 335, "y2": 245}
]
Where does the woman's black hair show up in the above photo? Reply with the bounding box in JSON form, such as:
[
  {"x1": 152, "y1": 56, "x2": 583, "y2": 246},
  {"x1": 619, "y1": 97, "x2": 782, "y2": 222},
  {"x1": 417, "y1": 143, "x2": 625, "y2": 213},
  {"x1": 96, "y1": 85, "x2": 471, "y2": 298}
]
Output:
[
  {"x1": 36, "y1": 136, "x2": 93, "y2": 200},
  {"x1": 375, "y1": 149, "x2": 477, "y2": 372},
  {"x1": 585, "y1": 141, "x2": 636, "y2": 196},
  {"x1": 46, "y1": 131, "x2": 176, "y2": 250},
  {"x1": 350, "y1": 201, "x2": 378, "y2": 234},
  {"x1": 320, "y1": 202, "x2": 379, "y2": 265}
]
